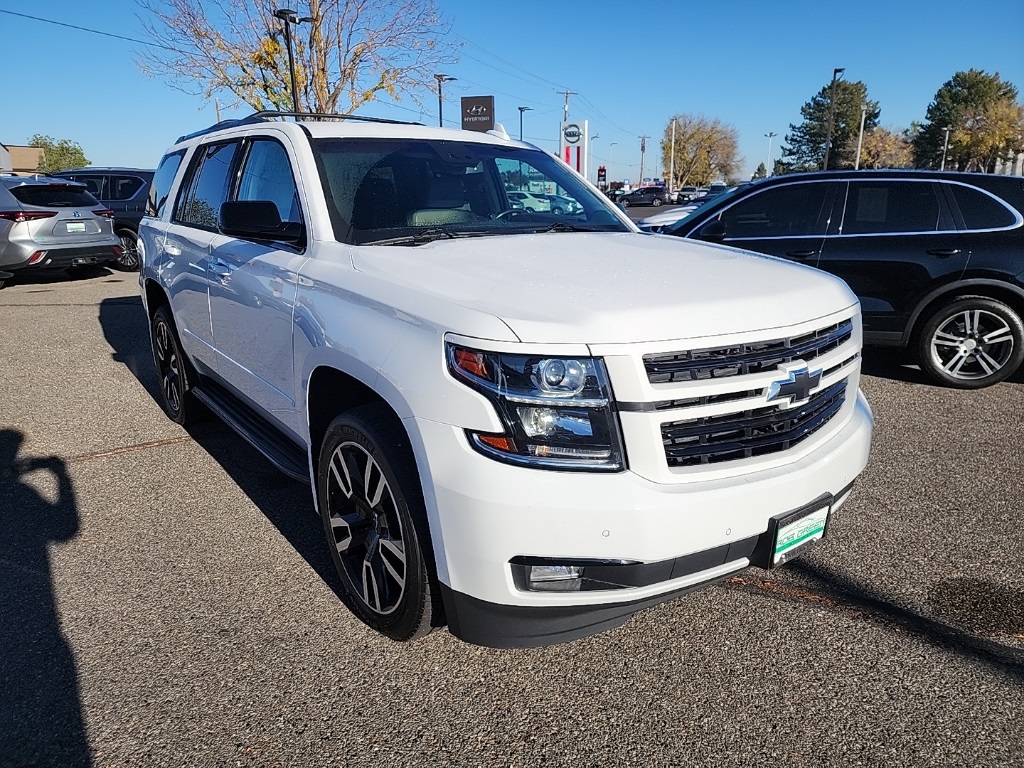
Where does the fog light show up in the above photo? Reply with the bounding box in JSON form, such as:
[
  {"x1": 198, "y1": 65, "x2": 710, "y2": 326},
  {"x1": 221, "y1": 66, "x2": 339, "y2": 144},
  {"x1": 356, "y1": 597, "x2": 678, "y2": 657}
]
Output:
[
  {"x1": 529, "y1": 565, "x2": 584, "y2": 591},
  {"x1": 28, "y1": 250, "x2": 47, "y2": 265}
]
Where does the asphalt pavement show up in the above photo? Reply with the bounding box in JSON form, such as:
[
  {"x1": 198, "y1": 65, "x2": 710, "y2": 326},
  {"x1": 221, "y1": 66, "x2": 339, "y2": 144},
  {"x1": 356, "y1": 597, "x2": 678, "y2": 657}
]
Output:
[{"x1": 1, "y1": 265, "x2": 1022, "y2": 768}]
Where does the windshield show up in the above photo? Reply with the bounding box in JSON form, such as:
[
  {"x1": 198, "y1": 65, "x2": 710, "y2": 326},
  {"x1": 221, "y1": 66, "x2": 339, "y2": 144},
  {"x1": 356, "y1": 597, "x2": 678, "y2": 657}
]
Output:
[
  {"x1": 310, "y1": 138, "x2": 629, "y2": 244},
  {"x1": 662, "y1": 184, "x2": 750, "y2": 234}
]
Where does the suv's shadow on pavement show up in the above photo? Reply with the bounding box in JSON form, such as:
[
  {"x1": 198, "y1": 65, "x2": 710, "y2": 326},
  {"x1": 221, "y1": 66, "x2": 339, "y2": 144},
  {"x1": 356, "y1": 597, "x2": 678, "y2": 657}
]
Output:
[
  {"x1": 0, "y1": 429, "x2": 91, "y2": 767},
  {"x1": 861, "y1": 347, "x2": 1024, "y2": 386},
  {"x1": 97, "y1": 297, "x2": 345, "y2": 602}
]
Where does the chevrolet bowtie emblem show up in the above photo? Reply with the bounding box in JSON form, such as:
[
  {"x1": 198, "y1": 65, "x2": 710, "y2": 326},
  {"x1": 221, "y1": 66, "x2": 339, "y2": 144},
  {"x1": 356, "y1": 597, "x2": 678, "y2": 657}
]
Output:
[{"x1": 767, "y1": 365, "x2": 822, "y2": 405}]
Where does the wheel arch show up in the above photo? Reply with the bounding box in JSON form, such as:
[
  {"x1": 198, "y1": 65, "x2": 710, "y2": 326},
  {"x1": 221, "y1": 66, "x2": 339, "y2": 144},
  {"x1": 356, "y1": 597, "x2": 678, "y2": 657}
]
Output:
[
  {"x1": 143, "y1": 277, "x2": 170, "y2": 318},
  {"x1": 904, "y1": 279, "x2": 1024, "y2": 348}
]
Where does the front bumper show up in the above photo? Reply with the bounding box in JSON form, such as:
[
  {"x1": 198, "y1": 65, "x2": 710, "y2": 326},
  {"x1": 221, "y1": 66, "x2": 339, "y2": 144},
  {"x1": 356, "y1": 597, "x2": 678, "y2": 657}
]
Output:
[{"x1": 413, "y1": 390, "x2": 873, "y2": 647}]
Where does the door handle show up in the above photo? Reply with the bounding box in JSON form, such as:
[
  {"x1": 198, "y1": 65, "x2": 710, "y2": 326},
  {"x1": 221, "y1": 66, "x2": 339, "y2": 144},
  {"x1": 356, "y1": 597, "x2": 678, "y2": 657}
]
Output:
[
  {"x1": 786, "y1": 250, "x2": 819, "y2": 259},
  {"x1": 209, "y1": 260, "x2": 233, "y2": 279},
  {"x1": 926, "y1": 248, "x2": 961, "y2": 257},
  {"x1": 163, "y1": 241, "x2": 182, "y2": 257}
]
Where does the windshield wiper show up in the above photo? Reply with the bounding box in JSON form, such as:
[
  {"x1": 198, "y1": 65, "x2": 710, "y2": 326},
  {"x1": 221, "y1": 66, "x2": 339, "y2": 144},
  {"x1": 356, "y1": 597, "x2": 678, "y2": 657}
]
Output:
[
  {"x1": 369, "y1": 228, "x2": 461, "y2": 246},
  {"x1": 529, "y1": 221, "x2": 603, "y2": 234}
]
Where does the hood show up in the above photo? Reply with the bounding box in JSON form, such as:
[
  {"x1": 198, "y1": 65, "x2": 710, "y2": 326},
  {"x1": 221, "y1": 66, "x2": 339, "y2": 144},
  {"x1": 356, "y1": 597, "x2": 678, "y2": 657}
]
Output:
[{"x1": 350, "y1": 232, "x2": 857, "y2": 344}]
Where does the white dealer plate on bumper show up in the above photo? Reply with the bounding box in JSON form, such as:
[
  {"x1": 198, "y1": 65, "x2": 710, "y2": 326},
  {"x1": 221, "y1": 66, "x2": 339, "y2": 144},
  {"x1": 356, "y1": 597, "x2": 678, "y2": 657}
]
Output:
[{"x1": 770, "y1": 502, "x2": 830, "y2": 567}]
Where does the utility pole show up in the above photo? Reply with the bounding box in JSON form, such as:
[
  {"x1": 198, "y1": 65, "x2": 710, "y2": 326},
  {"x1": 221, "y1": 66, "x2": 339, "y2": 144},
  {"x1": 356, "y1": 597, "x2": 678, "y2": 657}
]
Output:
[
  {"x1": 941, "y1": 126, "x2": 953, "y2": 171},
  {"x1": 764, "y1": 131, "x2": 777, "y2": 174},
  {"x1": 638, "y1": 134, "x2": 648, "y2": 187},
  {"x1": 823, "y1": 67, "x2": 845, "y2": 170},
  {"x1": 669, "y1": 118, "x2": 677, "y2": 190},
  {"x1": 557, "y1": 90, "x2": 578, "y2": 123}
]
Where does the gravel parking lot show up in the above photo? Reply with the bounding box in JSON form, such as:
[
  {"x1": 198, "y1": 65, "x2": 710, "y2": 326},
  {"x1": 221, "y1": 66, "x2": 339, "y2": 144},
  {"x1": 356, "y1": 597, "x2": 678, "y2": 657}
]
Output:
[{"x1": 2, "y1": 267, "x2": 1022, "y2": 767}]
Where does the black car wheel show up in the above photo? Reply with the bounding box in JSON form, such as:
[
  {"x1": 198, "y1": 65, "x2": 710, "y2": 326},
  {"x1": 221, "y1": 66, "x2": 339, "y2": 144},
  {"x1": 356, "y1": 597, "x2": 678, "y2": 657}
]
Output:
[
  {"x1": 552, "y1": 206, "x2": 564, "y2": 215},
  {"x1": 652, "y1": 197, "x2": 663, "y2": 207},
  {"x1": 151, "y1": 305, "x2": 206, "y2": 424},
  {"x1": 318, "y1": 404, "x2": 441, "y2": 641},
  {"x1": 917, "y1": 297, "x2": 1024, "y2": 388},
  {"x1": 114, "y1": 230, "x2": 141, "y2": 271}
]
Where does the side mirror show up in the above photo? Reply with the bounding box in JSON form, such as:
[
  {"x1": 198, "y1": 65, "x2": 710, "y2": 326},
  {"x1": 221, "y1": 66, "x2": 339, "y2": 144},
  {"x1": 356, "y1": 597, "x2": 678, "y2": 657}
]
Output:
[
  {"x1": 220, "y1": 200, "x2": 303, "y2": 243},
  {"x1": 697, "y1": 219, "x2": 727, "y2": 242}
]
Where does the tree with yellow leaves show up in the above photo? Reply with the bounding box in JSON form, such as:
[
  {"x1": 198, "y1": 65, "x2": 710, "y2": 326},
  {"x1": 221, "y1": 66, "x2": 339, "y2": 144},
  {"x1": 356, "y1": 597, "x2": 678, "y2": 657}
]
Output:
[{"x1": 137, "y1": 0, "x2": 457, "y2": 115}]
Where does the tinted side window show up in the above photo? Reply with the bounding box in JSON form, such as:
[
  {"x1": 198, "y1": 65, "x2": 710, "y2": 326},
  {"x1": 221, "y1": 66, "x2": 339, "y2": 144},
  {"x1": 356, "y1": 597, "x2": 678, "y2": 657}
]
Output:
[
  {"x1": 236, "y1": 139, "x2": 301, "y2": 221},
  {"x1": 110, "y1": 175, "x2": 145, "y2": 201},
  {"x1": 176, "y1": 142, "x2": 239, "y2": 229},
  {"x1": 73, "y1": 175, "x2": 108, "y2": 198},
  {"x1": 842, "y1": 181, "x2": 942, "y2": 234},
  {"x1": 949, "y1": 184, "x2": 1017, "y2": 230},
  {"x1": 719, "y1": 183, "x2": 830, "y2": 238},
  {"x1": 147, "y1": 151, "x2": 185, "y2": 218}
]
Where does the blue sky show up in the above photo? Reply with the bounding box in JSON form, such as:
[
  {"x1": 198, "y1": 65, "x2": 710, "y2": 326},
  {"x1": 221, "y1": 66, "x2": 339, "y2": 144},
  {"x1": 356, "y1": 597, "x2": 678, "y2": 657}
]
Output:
[{"x1": 2, "y1": 0, "x2": 1022, "y2": 183}]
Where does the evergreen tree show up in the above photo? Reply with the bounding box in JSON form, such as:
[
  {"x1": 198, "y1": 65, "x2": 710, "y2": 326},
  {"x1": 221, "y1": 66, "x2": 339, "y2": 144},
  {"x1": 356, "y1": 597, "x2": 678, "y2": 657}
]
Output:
[{"x1": 781, "y1": 80, "x2": 880, "y2": 171}]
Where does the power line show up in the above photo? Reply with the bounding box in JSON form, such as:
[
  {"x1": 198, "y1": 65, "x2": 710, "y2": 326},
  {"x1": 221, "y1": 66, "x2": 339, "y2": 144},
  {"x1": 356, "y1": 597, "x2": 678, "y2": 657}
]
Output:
[{"x1": 0, "y1": 9, "x2": 188, "y2": 54}]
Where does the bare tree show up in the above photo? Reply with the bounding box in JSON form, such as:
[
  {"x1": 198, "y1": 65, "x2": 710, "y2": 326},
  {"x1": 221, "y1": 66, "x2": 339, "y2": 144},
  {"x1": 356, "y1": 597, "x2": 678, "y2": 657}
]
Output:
[
  {"x1": 136, "y1": 0, "x2": 458, "y2": 114},
  {"x1": 843, "y1": 126, "x2": 913, "y2": 169},
  {"x1": 660, "y1": 115, "x2": 740, "y2": 187}
]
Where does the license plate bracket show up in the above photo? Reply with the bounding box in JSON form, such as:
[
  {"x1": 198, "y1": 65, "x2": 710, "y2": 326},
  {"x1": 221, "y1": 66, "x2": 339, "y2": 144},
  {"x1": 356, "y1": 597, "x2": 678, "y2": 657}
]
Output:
[{"x1": 766, "y1": 496, "x2": 832, "y2": 568}]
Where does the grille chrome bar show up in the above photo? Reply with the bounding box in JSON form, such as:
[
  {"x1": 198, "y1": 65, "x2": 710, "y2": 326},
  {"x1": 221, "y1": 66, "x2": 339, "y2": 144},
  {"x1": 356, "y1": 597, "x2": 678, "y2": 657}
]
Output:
[
  {"x1": 644, "y1": 320, "x2": 853, "y2": 384},
  {"x1": 662, "y1": 380, "x2": 847, "y2": 467}
]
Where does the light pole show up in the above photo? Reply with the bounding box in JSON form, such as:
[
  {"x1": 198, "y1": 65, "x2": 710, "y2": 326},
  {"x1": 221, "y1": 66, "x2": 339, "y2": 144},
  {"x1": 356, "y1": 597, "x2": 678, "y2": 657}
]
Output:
[
  {"x1": 434, "y1": 73, "x2": 456, "y2": 127},
  {"x1": 669, "y1": 118, "x2": 677, "y2": 189},
  {"x1": 517, "y1": 106, "x2": 533, "y2": 141},
  {"x1": 823, "y1": 67, "x2": 845, "y2": 170},
  {"x1": 854, "y1": 105, "x2": 867, "y2": 170},
  {"x1": 941, "y1": 125, "x2": 953, "y2": 171},
  {"x1": 764, "y1": 131, "x2": 777, "y2": 175},
  {"x1": 590, "y1": 133, "x2": 600, "y2": 182},
  {"x1": 608, "y1": 142, "x2": 618, "y2": 182},
  {"x1": 638, "y1": 135, "x2": 647, "y2": 186},
  {"x1": 274, "y1": 8, "x2": 313, "y2": 113}
]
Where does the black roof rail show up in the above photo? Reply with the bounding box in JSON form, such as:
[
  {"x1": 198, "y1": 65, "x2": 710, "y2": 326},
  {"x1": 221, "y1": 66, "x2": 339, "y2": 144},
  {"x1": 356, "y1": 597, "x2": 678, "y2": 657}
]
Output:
[{"x1": 175, "y1": 110, "x2": 421, "y2": 143}]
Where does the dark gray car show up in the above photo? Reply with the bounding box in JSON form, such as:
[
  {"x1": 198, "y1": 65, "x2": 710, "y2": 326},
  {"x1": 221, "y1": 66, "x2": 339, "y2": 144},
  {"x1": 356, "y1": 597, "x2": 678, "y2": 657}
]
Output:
[{"x1": 0, "y1": 176, "x2": 121, "y2": 289}]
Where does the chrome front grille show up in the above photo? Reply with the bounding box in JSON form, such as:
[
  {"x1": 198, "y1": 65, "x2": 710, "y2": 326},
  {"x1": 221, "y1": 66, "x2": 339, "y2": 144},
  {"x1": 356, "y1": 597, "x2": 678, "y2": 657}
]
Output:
[
  {"x1": 644, "y1": 320, "x2": 853, "y2": 384},
  {"x1": 661, "y1": 380, "x2": 848, "y2": 467}
]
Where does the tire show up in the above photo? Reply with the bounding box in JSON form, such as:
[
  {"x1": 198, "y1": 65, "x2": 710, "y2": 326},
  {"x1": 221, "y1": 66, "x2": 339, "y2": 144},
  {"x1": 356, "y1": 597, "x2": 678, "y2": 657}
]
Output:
[
  {"x1": 916, "y1": 297, "x2": 1024, "y2": 389},
  {"x1": 113, "y1": 229, "x2": 141, "y2": 271},
  {"x1": 150, "y1": 305, "x2": 206, "y2": 424},
  {"x1": 317, "y1": 404, "x2": 442, "y2": 641},
  {"x1": 652, "y1": 198, "x2": 663, "y2": 207},
  {"x1": 552, "y1": 206, "x2": 564, "y2": 215},
  {"x1": 620, "y1": 199, "x2": 630, "y2": 208}
]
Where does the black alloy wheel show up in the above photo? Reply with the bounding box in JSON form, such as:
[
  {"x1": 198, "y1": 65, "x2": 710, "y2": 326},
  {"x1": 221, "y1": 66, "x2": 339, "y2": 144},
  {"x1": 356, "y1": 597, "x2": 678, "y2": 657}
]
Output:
[
  {"x1": 917, "y1": 297, "x2": 1024, "y2": 389},
  {"x1": 652, "y1": 197, "x2": 663, "y2": 207},
  {"x1": 552, "y1": 206, "x2": 564, "y2": 215},
  {"x1": 114, "y1": 230, "x2": 141, "y2": 271},
  {"x1": 318, "y1": 404, "x2": 441, "y2": 641},
  {"x1": 151, "y1": 305, "x2": 205, "y2": 424}
]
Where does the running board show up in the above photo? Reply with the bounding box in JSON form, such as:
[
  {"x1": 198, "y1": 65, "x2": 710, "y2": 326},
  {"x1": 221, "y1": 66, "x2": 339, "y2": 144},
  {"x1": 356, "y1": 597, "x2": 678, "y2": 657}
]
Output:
[{"x1": 192, "y1": 381, "x2": 309, "y2": 482}]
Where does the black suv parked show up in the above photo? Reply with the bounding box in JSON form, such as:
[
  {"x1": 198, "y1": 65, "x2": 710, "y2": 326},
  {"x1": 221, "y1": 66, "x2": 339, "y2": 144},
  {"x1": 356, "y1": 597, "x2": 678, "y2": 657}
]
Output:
[
  {"x1": 51, "y1": 167, "x2": 154, "y2": 271},
  {"x1": 664, "y1": 170, "x2": 1024, "y2": 388},
  {"x1": 619, "y1": 186, "x2": 671, "y2": 207}
]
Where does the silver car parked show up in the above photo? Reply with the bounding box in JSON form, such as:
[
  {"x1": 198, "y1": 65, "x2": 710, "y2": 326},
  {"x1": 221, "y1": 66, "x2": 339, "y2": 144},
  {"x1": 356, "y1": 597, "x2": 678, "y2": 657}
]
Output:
[{"x1": 0, "y1": 175, "x2": 121, "y2": 288}]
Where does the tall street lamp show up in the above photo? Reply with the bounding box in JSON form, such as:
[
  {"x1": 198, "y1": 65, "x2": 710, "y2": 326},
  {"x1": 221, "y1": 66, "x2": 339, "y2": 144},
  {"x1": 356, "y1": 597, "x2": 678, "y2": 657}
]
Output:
[
  {"x1": 764, "y1": 131, "x2": 777, "y2": 174},
  {"x1": 941, "y1": 125, "x2": 953, "y2": 171},
  {"x1": 274, "y1": 8, "x2": 313, "y2": 113},
  {"x1": 823, "y1": 67, "x2": 845, "y2": 170},
  {"x1": 517, "y1": 106, "x2": 533, "y2": 141},
  {"x1": 854, "y1": 105, "x2": 867, "y2": 170},
  {"x1": 608, "y1": 141, "x2": 618, "y2": 179},
  {"x1": 434, "y1": 74, "x2": 457, "y2": 127}
]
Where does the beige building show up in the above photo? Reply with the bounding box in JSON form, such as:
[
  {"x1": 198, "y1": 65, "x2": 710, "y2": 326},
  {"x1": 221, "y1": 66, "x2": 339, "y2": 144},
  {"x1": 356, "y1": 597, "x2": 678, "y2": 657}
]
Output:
[{"x1": 0, "y1": 143, "x2": 45, "y2": 174}]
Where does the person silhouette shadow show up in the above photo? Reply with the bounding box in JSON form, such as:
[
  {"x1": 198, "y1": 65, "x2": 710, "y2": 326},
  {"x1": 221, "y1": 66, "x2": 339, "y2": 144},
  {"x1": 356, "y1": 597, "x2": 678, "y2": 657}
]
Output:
[{"x1": 0, "y1": 429, "x2": 90, "y2": 767}]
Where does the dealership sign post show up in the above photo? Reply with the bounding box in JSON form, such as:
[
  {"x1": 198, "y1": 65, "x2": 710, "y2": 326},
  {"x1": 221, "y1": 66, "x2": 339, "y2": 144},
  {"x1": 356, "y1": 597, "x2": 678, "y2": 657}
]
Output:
[
  {"x1": 559, "y1": 120, "x2": 590, "y2": 179},
  {"x1": 461, "y1": 96, "x2": 495, "y2": 132}
]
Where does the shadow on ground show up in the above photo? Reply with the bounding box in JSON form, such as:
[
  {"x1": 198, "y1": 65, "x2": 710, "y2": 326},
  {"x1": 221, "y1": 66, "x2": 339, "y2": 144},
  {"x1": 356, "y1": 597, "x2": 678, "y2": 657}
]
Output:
[
  {"x1": 861, "y1": 347, "x2": 1024, "y2": 385},
  {"x1": 0, "y1": 429, "x2": 91, "y2": 767},
  {"x1": 97, "y1": 297, "x2": 345, "y2": 602}
]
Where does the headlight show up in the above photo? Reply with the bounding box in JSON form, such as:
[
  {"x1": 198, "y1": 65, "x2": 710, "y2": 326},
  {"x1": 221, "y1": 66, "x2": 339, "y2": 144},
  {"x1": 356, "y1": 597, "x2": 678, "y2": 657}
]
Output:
[{"x1": 446, "y1": 343, "x2": 626, "y2": 471}]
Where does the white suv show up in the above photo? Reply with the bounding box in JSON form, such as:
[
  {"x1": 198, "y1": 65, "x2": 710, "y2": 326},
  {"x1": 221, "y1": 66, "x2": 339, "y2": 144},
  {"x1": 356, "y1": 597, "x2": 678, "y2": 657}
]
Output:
[{"x1": 139, "y1": 112, "x2": 873, "y2": 647}]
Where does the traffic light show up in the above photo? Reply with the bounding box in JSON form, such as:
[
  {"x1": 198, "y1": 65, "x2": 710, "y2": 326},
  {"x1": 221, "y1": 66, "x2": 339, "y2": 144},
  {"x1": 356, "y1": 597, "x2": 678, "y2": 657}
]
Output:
[{"x1": 597, "y1": 165, "x2": 607, "y2": 183}]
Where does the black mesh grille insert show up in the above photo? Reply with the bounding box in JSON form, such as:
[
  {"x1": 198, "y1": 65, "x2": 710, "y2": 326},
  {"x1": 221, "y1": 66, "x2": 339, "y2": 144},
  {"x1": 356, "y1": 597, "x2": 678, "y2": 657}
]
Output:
[
  {"x1": 662, "y1": 380, "x2": 847, "y2": 467},
  {"x1": 644, "y1": 320, "x2": 853, "y2": 384}
]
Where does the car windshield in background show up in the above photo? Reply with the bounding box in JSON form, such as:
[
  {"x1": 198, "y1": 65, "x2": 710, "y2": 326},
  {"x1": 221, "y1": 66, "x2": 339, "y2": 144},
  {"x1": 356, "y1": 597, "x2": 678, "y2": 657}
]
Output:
[
  {"x1": 662, "y1": 185, "x2": 749, "y2": 233},
  {"x1": 310, "y1": 138, "x2": 629, "y2": 245},
  {"x1": 8, "y1": 183, "x2": 98, "y2": 208}
]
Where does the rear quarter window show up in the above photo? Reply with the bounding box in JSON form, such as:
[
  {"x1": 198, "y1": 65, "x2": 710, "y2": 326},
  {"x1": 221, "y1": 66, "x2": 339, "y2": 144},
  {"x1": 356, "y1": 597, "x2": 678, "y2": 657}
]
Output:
[
  {"x1": 9, "y1": 184, "x2": 98, "y2": 207},
  {"x1": 147, "y1": 151, "x2": 186, "y2": 218},
  {"x1": 948, "y1": 184, "x2": 1018, "y2": 230}
]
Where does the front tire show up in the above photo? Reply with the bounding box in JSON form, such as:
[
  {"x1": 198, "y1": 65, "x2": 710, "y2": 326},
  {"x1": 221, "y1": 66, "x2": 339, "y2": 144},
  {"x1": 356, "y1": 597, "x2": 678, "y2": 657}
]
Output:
[
  {"x1": 317, "y1": 405, "x2": 442, "y2": 641},
  {"x1": 916, "y1": 297, "x2": 1024, "y2": 388},
  {"x1": 652, "y1": 198, "x2": 663, "y2": 207},
  {"x1": 151, "y1": 305, "x2": 206, "y2": 424}
]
